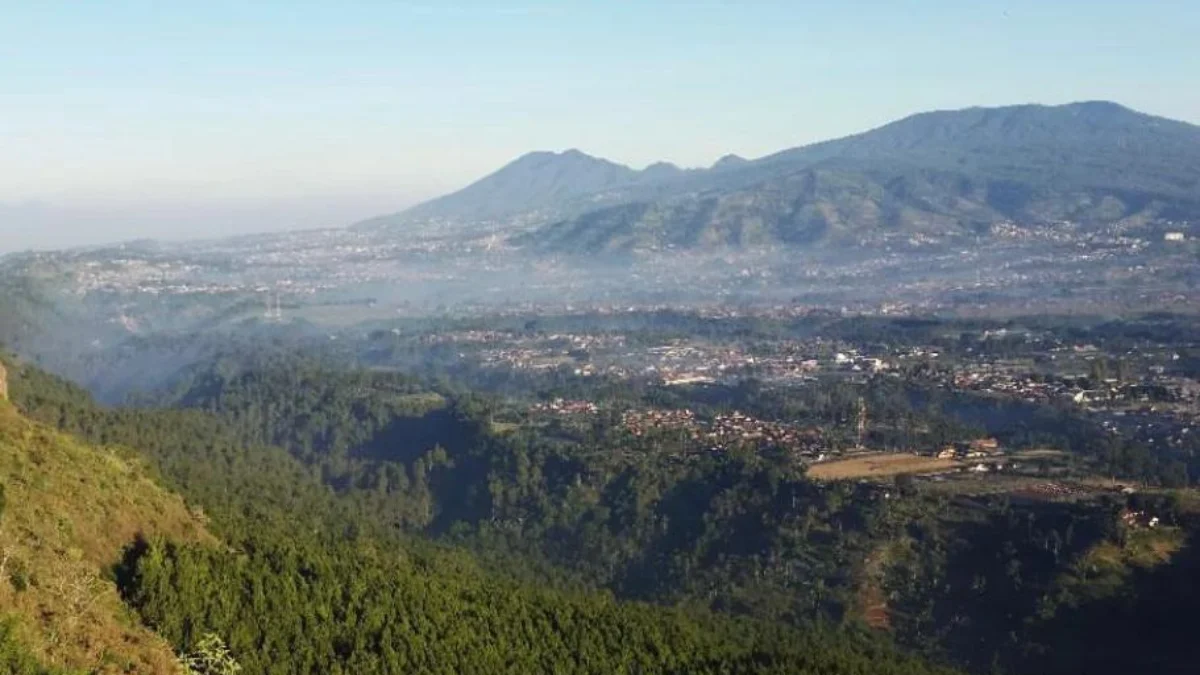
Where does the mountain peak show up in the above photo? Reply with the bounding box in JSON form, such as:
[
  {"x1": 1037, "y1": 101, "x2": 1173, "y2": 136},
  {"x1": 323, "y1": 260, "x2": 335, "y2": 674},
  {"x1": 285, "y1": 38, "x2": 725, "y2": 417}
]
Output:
[
  {"x1": 712, "y1": 154, "x2": 748, "y2": 170},
  {"x1": 767, "y1": 99, "x2": 1196, "y2": 163},
  {"x1": 389, "y1": 148, "x2": 638, "y2": 223},
  {"x1": 642, "y1": 161, "x2": 684, "y2": 179},
  {"x1": 1063, "y1": 100, "x2": 1132, "y2": 113},
  {"x1": 513, "y1": 148, "x2": 607, "y2": 164}
]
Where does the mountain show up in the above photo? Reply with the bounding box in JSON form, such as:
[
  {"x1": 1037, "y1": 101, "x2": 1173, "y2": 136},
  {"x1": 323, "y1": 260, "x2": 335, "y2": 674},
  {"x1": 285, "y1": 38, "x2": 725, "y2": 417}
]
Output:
[
  {"x1": 355, "y1": 149, "x2": 714, "y2": 230},
  {"x1": 359, "y1": 101, "x2": 1200, "y2": 252},
  {"x1": 757, "y1": 100, "x2": 1200, "y2": 194},
  {"x1": 356, "y1": 149, "x2": 641, "y2": 227}
]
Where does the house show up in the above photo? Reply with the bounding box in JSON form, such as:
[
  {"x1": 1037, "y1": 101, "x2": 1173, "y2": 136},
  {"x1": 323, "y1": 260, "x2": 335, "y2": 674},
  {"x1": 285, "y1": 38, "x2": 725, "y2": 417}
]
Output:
[
  {"x1": 1120, "y1": 509, "x2": 1161, "y2": 529},
  {"x1": 936, "y1": 446, "x2": 958, "y2": 460},
  {"x1": 969, "y1": 438, "x2": 1001, "y2": 455},
  {"x1": 1164, "y1": 232, "x2": 1186, "y2": 242}
]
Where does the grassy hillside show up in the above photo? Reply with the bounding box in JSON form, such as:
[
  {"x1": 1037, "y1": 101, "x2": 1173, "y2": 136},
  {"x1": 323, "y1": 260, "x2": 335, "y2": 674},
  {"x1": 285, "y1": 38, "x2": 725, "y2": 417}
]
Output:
[{"x1": 0, "y1": 398, "x2": 212, "y2": 674}]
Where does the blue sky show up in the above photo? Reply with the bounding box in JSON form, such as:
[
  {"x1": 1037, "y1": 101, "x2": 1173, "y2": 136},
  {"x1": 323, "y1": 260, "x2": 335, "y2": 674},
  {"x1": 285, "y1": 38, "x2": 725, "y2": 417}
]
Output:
[{"x1": 2, "y1": 0, "x2": 1198, "y2": 250}]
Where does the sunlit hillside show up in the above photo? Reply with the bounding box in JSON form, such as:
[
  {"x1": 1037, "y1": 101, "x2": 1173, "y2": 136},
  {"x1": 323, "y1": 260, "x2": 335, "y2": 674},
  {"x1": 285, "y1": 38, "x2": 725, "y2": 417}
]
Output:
[{"x1": 0, "y1": 393, "x2": 212, "y2": 674}]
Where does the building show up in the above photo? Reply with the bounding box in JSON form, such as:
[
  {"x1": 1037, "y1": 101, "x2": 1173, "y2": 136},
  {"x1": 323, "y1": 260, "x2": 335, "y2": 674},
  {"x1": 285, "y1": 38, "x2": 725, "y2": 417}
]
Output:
[
  {"x1": 968, "y1": 438, "x2": 1002, "y2": 455},
  {"x1": 1164, "y1": 232, "x2": 1186, "y2": 242}
]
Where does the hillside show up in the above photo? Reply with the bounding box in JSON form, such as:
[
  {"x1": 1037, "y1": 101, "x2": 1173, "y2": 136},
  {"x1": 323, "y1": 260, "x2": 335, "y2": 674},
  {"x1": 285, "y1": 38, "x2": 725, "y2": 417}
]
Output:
[
  {"x1": 361, "y1": 101, "x2": 1200, "y2": 252},
  {"x1": 0, "y1": 382, "x2": 212, "y2": 674},
  {"x1": 0, "y1": 358, "x2": 960, "y2": 675}
]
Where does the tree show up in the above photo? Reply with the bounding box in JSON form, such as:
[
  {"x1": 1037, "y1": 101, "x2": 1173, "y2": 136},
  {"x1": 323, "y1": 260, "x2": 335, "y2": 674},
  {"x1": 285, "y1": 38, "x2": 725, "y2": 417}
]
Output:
[
  {"x1": 180, "y1": 634, "x2": 241, "y2": 675},
  {"x1": 893, "y1": 473, "x2": 918, "y2": 497}
]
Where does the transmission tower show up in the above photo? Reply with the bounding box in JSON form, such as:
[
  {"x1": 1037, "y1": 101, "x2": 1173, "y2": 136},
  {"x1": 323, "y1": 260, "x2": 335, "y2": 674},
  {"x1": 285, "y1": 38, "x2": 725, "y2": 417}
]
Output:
[
  {"x1": 264, "y1": 290, "x2": 283, "y2": 321},
  {"x1": 855, "y1": 397, "x2": 867, "y2": 450}
]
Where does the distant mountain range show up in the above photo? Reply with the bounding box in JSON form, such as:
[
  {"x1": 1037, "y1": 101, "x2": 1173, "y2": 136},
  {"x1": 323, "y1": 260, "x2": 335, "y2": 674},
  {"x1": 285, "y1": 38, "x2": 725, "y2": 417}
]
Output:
[{"x1": 356, "y1": 101, "x2": 1200, "y2": 252}]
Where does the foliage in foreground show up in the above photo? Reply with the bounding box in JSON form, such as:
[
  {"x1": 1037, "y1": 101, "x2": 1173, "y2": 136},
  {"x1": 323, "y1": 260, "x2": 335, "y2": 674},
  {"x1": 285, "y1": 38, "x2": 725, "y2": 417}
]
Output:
[{"x1": 119, "y1": 534, "x2": 952, "y2": 675}]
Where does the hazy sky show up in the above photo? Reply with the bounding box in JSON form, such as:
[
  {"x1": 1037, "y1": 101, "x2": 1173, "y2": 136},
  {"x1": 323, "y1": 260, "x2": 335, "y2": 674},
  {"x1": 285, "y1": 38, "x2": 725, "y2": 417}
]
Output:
[{"x1": 3, "y1": 0, "x2": 1198, "y2": 252}]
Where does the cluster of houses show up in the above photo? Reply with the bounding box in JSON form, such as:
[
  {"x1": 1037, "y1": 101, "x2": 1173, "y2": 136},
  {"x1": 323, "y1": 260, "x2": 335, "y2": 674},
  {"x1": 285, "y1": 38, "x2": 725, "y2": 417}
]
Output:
[
  {"x1": 703, "y1": 413, "x2": 824, "y2": 455},
  {"x1": 833, "y1": 351, "x2": 890, "y2": 373},
  {"x1": 950, "y1": 369, "x2": 1075, "y2": 403},
  {"x1": 420, "y1": 330, "x2": 511, "y2": 345},
  {"x1": 649, "y1": 343, "x2": 898, "y2": 387},
  {"x1": 529, "y1": 399, "x2": 599, "y2": 416},
  {"x1": 945, "y1": 361, "x2": 1195, "y2": 411},
  {"x1": 934, "y1": 438, "x2": 1004, "y2": 461},
  {"x1": 621, "y1": 408, "x2": 699, "y2": 437},
  {"x1": 1121, "y1": 509, "x2": 1161, "y2": 529},
  {"x1": 620, "y1": 408, "x2": 826, "y2": 456}
]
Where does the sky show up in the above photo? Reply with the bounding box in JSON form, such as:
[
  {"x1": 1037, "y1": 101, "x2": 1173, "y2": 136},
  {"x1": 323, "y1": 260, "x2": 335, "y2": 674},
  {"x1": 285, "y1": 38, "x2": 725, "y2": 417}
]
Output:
[{"x1": 2, "y1": 0, "x2": 1199, "y2": 252}]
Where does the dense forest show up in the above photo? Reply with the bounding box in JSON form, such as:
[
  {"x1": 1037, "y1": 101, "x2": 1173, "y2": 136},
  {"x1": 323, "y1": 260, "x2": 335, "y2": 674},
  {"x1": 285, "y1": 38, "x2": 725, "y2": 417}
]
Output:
[
  {"x1": 8, "y1": 349, "x2": 1200, "y2": 673},
  {"x1": 2, "y1": 354, "x2": 958, "y2": 675},
  {"x1": 120, "y1": 535, "x2": 946, "y2": 675}
]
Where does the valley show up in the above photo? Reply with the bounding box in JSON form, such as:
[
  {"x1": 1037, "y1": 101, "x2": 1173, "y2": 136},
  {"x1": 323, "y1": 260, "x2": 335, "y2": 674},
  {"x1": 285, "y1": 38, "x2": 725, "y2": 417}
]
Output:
[
  {"x1": 3, "y1": 288, "x2": 1200, "y2": 673},
  {"x1": 2, "y1": 100, "x2": 1200, "y2": 674}
]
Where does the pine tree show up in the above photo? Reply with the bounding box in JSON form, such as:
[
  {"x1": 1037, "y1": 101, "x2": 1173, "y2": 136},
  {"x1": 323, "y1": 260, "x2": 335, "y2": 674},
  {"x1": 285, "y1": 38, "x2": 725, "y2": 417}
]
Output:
[{"x1": 180, "y1": 634, "x2": 241, "y2": 675}]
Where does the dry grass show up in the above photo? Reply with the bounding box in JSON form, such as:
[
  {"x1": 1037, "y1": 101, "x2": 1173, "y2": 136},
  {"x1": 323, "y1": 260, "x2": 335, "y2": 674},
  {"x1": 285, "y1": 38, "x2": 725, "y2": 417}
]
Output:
[
  {"x1": 1060, "y1": 527, "x2": 1183, "y2": 602},
  {"x1": 1010, "y1": 448, "x2": 1070, "y2": 460},
  {"x1": 855, "y1": 543, "x2": 898, "y2": 631},
  {"x1": 0, "y1": 402, "x2": 214, "y2": 674},
  {"x1": 807, "y1": 452, "x2": 961, "y2": 481}
]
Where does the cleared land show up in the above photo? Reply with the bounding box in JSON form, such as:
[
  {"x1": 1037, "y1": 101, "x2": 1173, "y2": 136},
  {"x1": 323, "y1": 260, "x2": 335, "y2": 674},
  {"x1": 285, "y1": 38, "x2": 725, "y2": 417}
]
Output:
[{"x1": 807, "y1": 452, "x2": 961, "y2": 480}]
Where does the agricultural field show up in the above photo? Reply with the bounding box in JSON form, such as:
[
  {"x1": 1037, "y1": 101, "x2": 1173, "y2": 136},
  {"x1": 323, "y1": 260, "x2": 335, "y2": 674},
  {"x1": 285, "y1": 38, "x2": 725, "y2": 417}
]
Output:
[{"x1": 807, "y1": 452, "x2": 962, "y2": 480}]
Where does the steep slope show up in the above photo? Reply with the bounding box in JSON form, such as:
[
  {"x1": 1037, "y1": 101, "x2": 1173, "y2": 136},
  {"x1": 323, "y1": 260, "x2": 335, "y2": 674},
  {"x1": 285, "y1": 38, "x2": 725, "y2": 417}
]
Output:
[{"x1": 0, "y1": 391, "x2": 212, "y2": 674}]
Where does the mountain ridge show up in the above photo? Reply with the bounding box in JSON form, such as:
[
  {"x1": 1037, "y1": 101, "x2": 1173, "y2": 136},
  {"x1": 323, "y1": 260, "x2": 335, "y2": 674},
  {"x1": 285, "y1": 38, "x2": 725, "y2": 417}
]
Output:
[{"x1": 356, "y1": 101, "x2": 1200, "y2": 252}]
